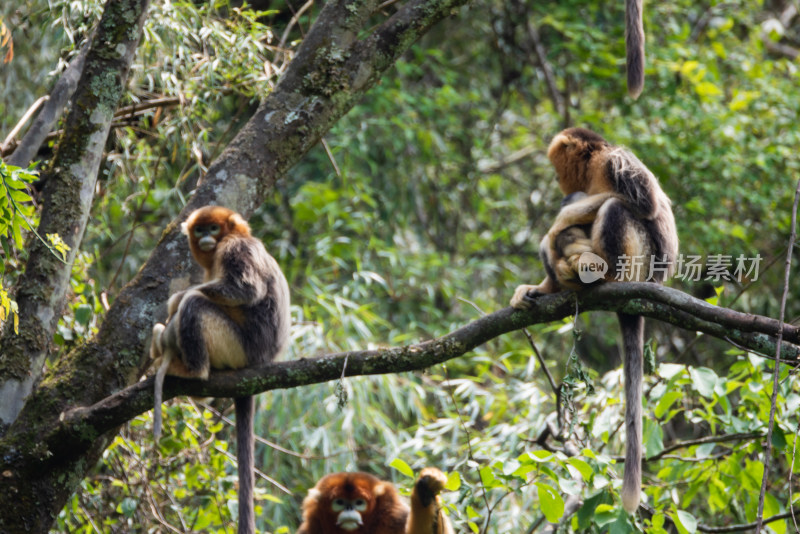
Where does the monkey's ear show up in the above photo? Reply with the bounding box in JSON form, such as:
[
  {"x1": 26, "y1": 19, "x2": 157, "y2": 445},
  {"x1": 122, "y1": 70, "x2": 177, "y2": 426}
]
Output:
[
  {"x1": 228, "y1": 212, "x2": 251, "y2": 234},
  {"x1": 307, "y1": 488, "x2": 322, "y2": 501},
  {"x1": 180, "y1": 221, "x2": 189, "y2": 235},
  {"x1": 373, "y1": 482, "x2": 389, "y2": 497}
]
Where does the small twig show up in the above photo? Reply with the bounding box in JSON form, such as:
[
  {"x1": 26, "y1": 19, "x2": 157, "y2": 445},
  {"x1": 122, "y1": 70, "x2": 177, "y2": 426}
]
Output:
[
  {"x1": 723, "y1": 336, "x2": 798, "y2": 366},
  {"x1": 521, "y1": 328, "x2": 559, "y2": 395},
  {"x1": 196, "y1": 401, "x2": 350, "y2": 460},
  {"x1": 520, "y1": 327, "x2": 562, "y2": 427},
  {"x1": 726, "y1": 250, "x2": 783, "y2": 308},
  {"x1": 524, "y1": 21, "x2": 565, "y2": 119},
  {"x1": 457, "y1": 296, "x2": 487, "y2": 316},
  {"x1": 320, "y1": 138, "x2": 341, "y2": 177},
  {"x1": 78, "y1": 503, "x2": 103, "y2": 534},
  {"x1": 756, "y1": 177, "x2": 800, "y2": 533},
  {"x1": 690, "y1": 2, "x2": 734, "y2": 42},
  {"x1": 180, "y1": 410, "x2": 291, "y2": 495},
  {"x1": 114, "y1": 96, "x2": 181, "y2": 119},
  {"x1": 790, "y1": 417, "x2": 800, "y2": 532},
  {"x1": 644, "y1": 432, "x2": 763, "y2": 463},
  {"x1": 653, "y1": 452, "x2": 730, "y2": 463},
  {"x1": 278, "y1": 0, "x2": 314, "y2": 50},
  {"x1": 698, "y1": 509, "x2": 800, "y2": 533},
  {"x1": 476, "y1": 145, "x2": 537, "y2": 174},
  {"x1": 1, "y1": 96, "x2": 49, "y2": 151},
  {"x1": 140, "y1": 458, "x2": 184, "y2": 534},
  {"x1": 210, "y1": 441, "x2": 292, "y2": 495},
  {"x1": 376, "y1": 0, "x2": 403, "y2": 11}
]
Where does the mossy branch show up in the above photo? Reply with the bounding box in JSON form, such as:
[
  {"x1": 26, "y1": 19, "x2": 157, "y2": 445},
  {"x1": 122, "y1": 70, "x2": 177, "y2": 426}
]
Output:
[{"x1": 63, "y1": 282, "x2": 799, "y2": 443}]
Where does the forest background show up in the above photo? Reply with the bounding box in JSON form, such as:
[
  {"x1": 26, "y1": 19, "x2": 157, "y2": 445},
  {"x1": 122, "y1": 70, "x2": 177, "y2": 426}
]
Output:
[{"x1": 1, "y1": 0, "x2": 800, "y2": 532}]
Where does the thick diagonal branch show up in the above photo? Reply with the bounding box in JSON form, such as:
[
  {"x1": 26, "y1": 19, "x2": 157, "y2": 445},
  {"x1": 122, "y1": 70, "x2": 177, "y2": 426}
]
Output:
[{"x1": 0, "y1": 0, "x2": 151, "y2": 427}]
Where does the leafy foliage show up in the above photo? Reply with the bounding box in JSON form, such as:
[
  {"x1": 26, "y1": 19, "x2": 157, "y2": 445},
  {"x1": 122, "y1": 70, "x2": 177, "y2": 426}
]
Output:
[{"x1": 0, "y1": 161, "x2": 41, "y2": 332}]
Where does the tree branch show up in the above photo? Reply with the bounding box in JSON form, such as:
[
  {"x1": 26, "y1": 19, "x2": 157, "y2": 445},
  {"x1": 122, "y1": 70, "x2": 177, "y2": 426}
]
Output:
[
  {"x1": 3, "y1": 41, "x2": 89, "y2": 166},
  {"x1": 697, "y1": 508, "x2": 799, "y2": 533},
  {"x1": 58, "y1": 283, "x2": 800, "y2": 451},
  {"x1": 0, "y1": 0, "x2": 151, "y2": 427},
  {"x1": 645, "y1": 432, "x2": 763, "y2": 463}
]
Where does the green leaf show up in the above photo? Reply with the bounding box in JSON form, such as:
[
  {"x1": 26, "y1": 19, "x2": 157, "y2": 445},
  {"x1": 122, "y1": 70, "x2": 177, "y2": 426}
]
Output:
[
  {"x1": 576, "y1": 491, "x2": 612, "y2": 529},
  {"x1": 535, "y1": 482, "x2": 564, "y2": 523},
  {"x1": 695, "y1": 82, "x2": 722, "y2": 98},
  {"x1": 567, "y1": 457, "x2": 593, "y2": 481},
  {"x1": 673, "y1": 509, "x2": 698, "y2": 534},
  {"x1": 479, "y1": 466, "x2": 498, "y2": 488},
  {"x1": 772, "y1": 427, "x2": 787, "y2": 450},
  {"x1": 689, "y1": 367, "x2": 718, "y2": 398},
  {"x1": 445, "y1": 471, "x2": 461, "y2": 491},
  {"x1": 74, "y1": 304, "x2": 92, "y2": 326},
  {"x1": 654, "y1": 391, "x2": 683, "y2": 419},
  {"x1": 117, "y1": 497, "x2": 138, "y2": 518},
  {"x1": 389, "y1": 458, "x2": 414, "y2": 479},
  {"x1": 526, "y1": 450, "x2": 554, "y2": 462},
  {"x1": 608, "y1": 509, "x2": 635, "y2": 534},
  {"x1": 765, "y1": 493, "x2": 786, "y2": 534}
]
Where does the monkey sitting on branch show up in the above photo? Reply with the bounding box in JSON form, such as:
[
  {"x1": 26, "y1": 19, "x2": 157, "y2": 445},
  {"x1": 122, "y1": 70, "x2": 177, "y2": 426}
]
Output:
[
  {"x1": 150, "y1": 205, "x2": 291, "y2": 534},
  {"x1": 511, "y1": 128, "x2": 678, "y2": 513}
]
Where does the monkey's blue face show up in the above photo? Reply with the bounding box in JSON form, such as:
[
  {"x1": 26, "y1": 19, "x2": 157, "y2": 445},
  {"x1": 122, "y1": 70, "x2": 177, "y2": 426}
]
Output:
[
  {"x1": 193, "y1": 223, "x2": 221, "y2": 251},
  {"x1": 332, "y1": 497, "x2": 367, "y2": 530}
]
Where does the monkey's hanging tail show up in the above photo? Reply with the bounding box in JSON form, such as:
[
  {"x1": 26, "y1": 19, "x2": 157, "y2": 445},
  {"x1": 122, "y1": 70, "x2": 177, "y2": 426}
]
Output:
[
  {"x1": 625, "y1": 0, "x2": 645, "y2": 99},
  {"x1": 153, "y1": 351, "x2": 172, "y2": 441},
  {"x1": 235, "y1": 395, "x2": 256, "y2": 534},
  {"x1": 618, "y1": 313, "x2": 644, "y2": 513}
]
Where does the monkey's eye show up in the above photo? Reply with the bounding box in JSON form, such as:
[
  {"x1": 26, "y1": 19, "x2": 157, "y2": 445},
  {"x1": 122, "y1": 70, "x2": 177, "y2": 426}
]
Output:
[
  {"x1": 332, "y1": 499, "x2": 346, "y2": 512},
  {"x1": 208, "y1": 224, "x2": 221, "y2": 234},
  {"x1": 353, "y1": 499, "x2": 367, "y2": 511}
]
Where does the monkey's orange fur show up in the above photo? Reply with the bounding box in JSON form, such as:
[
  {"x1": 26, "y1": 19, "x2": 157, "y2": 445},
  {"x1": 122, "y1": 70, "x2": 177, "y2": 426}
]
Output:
[
  {"x1": 297, "y1": 468, "x2": 453, "y2": 534},
  {"x1": 151, "y1": 205, "x2": 291, "y2": 534}
]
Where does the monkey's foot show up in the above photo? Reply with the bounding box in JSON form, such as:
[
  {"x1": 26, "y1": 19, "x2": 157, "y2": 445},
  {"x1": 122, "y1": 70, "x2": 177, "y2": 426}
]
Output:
[
  {"x1": 166, "y1": 357, "x2": 210, "y2": 380},
  {"x1": 511, "y1": 284, "x2": 543, "y2": 309},
  {"x1": 512, "y1": 276, "x2": 560, "y2": 308},
  {"x1": 560, "y1": 236, "x2": 593, "y2": 259}
]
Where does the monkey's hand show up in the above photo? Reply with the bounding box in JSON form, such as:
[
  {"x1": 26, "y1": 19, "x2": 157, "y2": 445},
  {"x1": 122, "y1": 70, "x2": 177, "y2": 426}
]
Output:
[
  {"x1": 511, "y1": 276, "x2": 560, "y2": 309},
  {"x1": 547, "y1": 191, "x2": 618, "y2": 238},
  {"x1": 552, "y1": 232, "x2": 594, "y2": 287},
  {"x1": 166, "y1": 291, "x2": 187, "y2": 320},
  {"x1": 414, "y1": 468, "x2": 448, "y2": 508}
]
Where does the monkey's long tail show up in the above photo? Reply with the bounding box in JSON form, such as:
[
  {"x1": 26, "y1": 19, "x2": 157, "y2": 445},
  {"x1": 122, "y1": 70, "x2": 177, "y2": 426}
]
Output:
[
  {"x1": 625, "y1": 0, "x2": 645, "y2": 99},
  {"x1": 153, "y1": 352, "x2": 172, "y2": 441},
  {"x1": 618, "y1": 312, "x2": 644, "y2": 513},
  {"x1": 235, "y1": 395, "x2": 255, "y2": 534}
]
